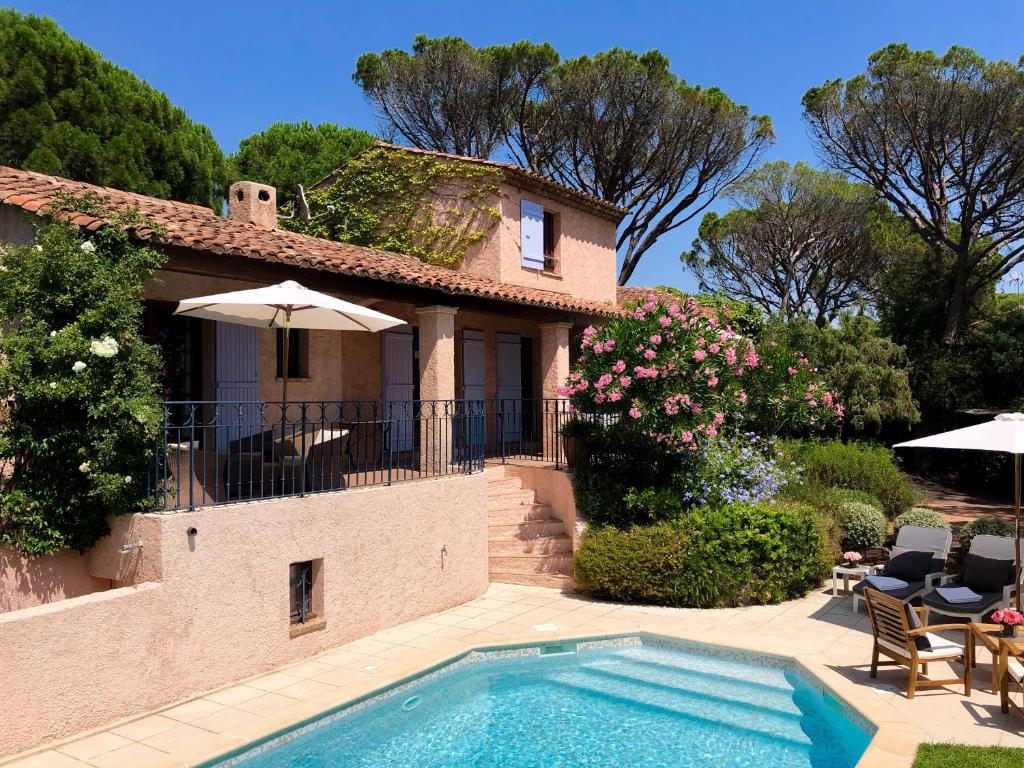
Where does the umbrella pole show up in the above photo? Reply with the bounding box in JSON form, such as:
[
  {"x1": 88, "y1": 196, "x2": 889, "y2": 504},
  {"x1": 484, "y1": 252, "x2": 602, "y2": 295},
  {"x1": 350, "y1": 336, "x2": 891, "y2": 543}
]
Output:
[
  {"x1": 280, "y1": 312, "x2": 291, "y2": 492},
  {"x1": 1017, "y1": 453, "x2": 1022, "y2": 612}
]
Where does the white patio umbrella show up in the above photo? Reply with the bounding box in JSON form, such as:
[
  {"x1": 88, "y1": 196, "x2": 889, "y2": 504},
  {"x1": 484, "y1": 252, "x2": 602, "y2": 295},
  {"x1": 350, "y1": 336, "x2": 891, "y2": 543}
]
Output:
[
  {"x1": 893, "y1": 412, "x2": 1024, "y2": 610},
  {"x1": 173, "y1": 280, "x2": 405, "y2": 403}
]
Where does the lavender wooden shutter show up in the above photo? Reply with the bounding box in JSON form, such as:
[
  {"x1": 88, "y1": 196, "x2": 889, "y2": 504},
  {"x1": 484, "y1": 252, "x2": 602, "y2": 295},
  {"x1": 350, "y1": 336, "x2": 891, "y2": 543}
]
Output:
[{"x1": 520, "y1": 200, "x2": 545, "y2": 270}]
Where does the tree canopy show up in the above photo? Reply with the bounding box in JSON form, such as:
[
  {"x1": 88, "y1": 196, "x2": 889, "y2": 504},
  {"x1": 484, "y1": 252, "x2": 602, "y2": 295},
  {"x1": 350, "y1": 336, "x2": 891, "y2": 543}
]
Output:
[
  {"x1": 803, "y1": 44, "x2": 1024, "y2": 342},
  {"x1": 0, "y1": 11, "x2": 226, "y2": 209},
  {"x1": 684, "y1": 161, "x2": 894, "y2": 326},
  {"x1": 354, "y1": 37, "x2": 772, "y2": 285},
  {"x1": 354, "y1": 35, "x2": 557, "y2": 159},
  {"x1": 229, "y1": 122, "x2": 375, "y2": 207}
]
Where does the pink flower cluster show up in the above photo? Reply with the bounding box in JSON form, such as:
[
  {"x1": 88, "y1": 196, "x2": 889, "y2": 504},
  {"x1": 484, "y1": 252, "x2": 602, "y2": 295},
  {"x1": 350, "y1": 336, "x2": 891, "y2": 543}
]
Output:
[{"x1": 993, "y1": 609, "x2": 1024, "y2": 626}]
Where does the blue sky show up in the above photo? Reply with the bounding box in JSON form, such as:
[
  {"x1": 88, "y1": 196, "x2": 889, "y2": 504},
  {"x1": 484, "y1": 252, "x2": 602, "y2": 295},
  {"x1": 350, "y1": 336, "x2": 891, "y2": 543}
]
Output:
[{"x1": 9, "y1": 1, "x2": 1024, "y2": 291}]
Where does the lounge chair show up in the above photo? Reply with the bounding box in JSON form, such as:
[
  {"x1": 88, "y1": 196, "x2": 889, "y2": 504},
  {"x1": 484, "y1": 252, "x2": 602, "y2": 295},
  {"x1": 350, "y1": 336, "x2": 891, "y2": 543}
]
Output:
[
  {"x1": 999, "y1": 636, "x2": 1024, "y2": 721},
  {"x1": 922, "y1": 534, "x2": 1022, "y2": 623},
  {"x1": 851, "y1": 525, "x2": 953, "y2": 614},
  {"x1": 865, "y1": 588, "x2": 971, "y2": 699}
]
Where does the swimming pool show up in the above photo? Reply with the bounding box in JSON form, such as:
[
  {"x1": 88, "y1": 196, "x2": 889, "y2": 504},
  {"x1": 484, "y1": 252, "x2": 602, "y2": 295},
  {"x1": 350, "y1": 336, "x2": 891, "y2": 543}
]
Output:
[{"x1": 209, "y1": 636, "x2": 873, "y2": 768}]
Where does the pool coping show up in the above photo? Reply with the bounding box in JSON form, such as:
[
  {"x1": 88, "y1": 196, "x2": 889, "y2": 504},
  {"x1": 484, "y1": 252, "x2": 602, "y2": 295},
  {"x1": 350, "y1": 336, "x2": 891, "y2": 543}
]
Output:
[{"x1": 177, "y1": 627, "x2": 919, "y2": 768}]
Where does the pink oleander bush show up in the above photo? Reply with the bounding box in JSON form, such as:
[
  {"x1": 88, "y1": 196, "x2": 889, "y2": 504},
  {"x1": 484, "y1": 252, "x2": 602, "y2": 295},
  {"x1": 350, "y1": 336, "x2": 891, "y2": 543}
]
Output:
[{"x1": 563, "y1": 294, "x2": 842, "y2": 446}]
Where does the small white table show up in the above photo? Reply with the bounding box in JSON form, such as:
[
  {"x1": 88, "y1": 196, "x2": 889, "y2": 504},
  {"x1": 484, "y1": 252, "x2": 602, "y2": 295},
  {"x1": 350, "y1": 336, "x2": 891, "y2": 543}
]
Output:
[{"x1": 832, "y1": 565, "x2": 871, "y2": 596}]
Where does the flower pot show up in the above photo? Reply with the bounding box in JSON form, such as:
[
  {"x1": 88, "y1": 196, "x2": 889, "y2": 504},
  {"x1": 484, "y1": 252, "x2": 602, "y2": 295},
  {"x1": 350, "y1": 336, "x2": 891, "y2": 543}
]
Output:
[
  {"x1": 1002, "y1": 625, "x2": 1021, "y2": 638},
  {"x1": 561, "y1": 435, "x2": 588, "y2": 469}
]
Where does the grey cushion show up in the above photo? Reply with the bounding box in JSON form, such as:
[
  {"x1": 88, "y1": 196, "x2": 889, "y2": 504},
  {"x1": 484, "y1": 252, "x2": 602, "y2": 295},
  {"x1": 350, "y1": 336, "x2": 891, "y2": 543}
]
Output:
[
  {"x1": 853, "y1": 579, "x2": 925, "y2": 601},
  {"x1": 923, "y1": 580, "x2": 1002, "y2": 616}
]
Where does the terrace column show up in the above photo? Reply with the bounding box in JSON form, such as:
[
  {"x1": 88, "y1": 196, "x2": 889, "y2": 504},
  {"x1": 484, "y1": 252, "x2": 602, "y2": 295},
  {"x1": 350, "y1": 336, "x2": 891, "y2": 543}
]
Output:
[
  {"x1": 416, "y1": 306, "x2": 458, "y2": 473},
  {"x1": 540, "y1": 322, "x2": 572, "y2": 464}
]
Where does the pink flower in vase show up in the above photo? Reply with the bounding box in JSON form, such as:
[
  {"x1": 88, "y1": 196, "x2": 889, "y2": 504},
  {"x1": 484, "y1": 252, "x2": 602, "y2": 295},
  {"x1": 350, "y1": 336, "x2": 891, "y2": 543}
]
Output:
[{"x1": 843, "y1": 551, "x2": 862, "y2": 565}]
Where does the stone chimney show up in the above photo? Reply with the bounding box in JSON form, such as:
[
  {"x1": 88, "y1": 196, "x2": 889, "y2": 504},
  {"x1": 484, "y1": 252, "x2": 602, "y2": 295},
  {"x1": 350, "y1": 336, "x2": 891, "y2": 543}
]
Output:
[{"x1": 228, "y1": 181, "x2": 277, "y2": 229}]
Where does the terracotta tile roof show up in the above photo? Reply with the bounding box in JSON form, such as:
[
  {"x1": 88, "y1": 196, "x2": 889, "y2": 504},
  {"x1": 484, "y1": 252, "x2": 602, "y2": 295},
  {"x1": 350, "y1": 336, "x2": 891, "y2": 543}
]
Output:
[
  {"x1": 616, "y1": 285, "x2": 686, "y2": 307},
  {"x1": 0, "y1": 165, "x2": 620, "y2": 318},
  {"x1": 314, "y1": 142, "x2": 629, "y2": 223}
]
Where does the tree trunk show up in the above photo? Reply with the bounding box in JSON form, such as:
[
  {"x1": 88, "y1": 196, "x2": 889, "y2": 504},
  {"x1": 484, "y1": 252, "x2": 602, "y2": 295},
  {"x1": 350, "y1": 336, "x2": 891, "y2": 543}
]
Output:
[{"x1": 942, "y1": 262, "x2": 971, "y2": 344}]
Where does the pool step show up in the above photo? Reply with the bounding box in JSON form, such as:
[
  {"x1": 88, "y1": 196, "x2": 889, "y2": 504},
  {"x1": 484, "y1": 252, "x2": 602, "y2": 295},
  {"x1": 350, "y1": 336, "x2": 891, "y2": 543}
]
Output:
[
  {"x1": 547, "y1": 668, "x2": 811, "y2": 748},
  {"x1": 486, "y1": 471, "x2": 573, "y2": 590},
  {"x1": 580, "y1": 658, "x2": 802, "y2": 717}
]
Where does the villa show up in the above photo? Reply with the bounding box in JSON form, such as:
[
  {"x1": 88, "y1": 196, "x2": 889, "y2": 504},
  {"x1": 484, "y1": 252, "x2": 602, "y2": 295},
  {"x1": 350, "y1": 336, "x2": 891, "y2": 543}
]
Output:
[
  {"x1": 4, "y1": 155, "x2": 1024, "y2": 768},
  {"x1": 0, "y1": 153, "x2": 627, "y2": 757}
]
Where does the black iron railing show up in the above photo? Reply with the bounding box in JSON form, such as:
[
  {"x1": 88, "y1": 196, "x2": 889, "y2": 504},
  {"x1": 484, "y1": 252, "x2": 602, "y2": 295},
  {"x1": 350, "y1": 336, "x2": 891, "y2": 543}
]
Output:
[
  {"x1": 150, "y1": 399, "x2": 487, "y2": 511},
  {"x1": 482, "y1": 398, "x2": 571, "y2": 466}
]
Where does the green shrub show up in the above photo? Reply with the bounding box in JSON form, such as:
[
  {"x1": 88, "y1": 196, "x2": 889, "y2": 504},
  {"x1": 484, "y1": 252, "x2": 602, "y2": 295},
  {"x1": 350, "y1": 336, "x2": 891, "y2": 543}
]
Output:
[
  {"x1": 893, "y1": 507, "x2": 951, "y2": 536},
  {"x1": 958, "y1": 516, "x2": 1015, "y2": 556},
  {"x1": 574, "y1": 500, "x2": 830, "y2": 608},
  {"x1": 572, "y1": 427, "x2": 681, "y2": 528},
  {"x1": 837, "y1": 502, "x2": 888, "y2": 551},
  {"x1": 783, "y1": 484, "x2": 884, "y2": 562},
  {"x1": 783, "y1": 439, "x2": 913, "y2": 517}
]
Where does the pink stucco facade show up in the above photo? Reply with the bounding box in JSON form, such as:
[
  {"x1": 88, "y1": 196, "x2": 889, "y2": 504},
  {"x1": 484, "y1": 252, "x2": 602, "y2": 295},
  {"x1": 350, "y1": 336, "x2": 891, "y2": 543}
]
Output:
[
  {"x1": 460, "y1": 181, "x2": 619, "y2": 306},
  {"x1": 0, "y1": 474, "x2": 488, "y2": 757},
  {"x1": 0, "y1": 545, "x2": 110, "y2": 613}
]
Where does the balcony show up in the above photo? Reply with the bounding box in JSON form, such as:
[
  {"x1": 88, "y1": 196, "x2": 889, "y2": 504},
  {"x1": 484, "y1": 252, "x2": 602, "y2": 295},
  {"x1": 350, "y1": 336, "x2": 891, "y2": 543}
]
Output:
[{"x1": 149, "y1": 398, "x2": 571, "y2": 511}]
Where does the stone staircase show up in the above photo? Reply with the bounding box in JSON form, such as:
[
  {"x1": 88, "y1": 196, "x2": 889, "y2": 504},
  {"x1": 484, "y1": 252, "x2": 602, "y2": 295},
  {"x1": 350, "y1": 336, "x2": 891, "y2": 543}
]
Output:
[{"x1": 487, "y1": 468, "x2": 573, "y2": 589}]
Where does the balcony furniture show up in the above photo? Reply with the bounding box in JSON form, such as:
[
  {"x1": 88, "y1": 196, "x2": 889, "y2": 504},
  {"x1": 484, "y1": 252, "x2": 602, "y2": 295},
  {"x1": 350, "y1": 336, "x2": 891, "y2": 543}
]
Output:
[
  {"x1": 865, "y1": 587, "x2": 972, "y2": 699},
  {"x1": 999, "y1": 635, "x2": 1024, "y2": 720},
  {"x1": 923, "y1": 534, "x2": 1022, "y2": 623},
  {"x1": 852, "y1": 526, "x2": 953, "y2": 614},
  {"x1": 832, "y1": 565, "x2": 871, "y2": 596}
]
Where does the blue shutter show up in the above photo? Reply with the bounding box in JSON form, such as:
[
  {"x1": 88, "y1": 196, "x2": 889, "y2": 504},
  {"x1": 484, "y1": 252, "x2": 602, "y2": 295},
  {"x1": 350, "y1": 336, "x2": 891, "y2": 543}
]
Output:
[{"x1": 520, "y1": 199, "x2": 545, "y2": 270}]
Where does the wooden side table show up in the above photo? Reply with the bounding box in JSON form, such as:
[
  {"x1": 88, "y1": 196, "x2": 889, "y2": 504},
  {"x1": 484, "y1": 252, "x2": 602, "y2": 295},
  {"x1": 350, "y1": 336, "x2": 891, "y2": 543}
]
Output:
[
  {"x1": 969, "y1": 622, "x2": 1006, "y2": 694},
  {"x1": 832, "y1": 565, "x2": 871, "y2": 596}
]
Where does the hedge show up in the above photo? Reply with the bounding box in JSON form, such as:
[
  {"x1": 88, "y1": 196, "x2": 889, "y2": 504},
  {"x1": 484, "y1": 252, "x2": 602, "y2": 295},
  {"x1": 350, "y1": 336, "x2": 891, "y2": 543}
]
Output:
[
  {"x1": 782, "y1": 440, "x2": 913, "y2": 517},
  {"x1": 574, "y1": 500, "x2": 830, "y2": 608}
]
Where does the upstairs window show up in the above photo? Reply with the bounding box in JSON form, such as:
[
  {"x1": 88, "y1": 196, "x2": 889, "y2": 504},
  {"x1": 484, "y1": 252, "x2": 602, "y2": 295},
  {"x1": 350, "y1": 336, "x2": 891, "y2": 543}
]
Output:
[{"x1": 543, "y1": 211, "x2": 559, "y2": 273}]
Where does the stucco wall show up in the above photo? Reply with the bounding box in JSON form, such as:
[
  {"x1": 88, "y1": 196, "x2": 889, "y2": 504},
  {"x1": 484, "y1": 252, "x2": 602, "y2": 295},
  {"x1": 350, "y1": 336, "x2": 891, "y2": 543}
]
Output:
[
  {"x1": 0, "y1": 474, "x2": 488, "y2": 756},
  {"x1": 460, "y1": 182, "x2": 618, "y2": 306},
  {"x1": 0, "y1": 545, "x2": 110, "y2": 614}
]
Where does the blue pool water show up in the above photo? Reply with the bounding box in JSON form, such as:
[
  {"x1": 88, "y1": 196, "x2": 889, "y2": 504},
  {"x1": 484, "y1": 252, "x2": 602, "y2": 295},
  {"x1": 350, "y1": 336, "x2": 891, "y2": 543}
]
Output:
[{"x1": 214, "y1": 639, "x2": 872, "y2": 768}]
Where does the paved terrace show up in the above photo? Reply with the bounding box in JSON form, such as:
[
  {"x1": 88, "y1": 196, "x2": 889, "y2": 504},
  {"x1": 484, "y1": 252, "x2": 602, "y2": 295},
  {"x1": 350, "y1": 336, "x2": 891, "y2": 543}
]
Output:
[{"x1": 4, "y1": 583, "x2": 1023, "y2": 768}]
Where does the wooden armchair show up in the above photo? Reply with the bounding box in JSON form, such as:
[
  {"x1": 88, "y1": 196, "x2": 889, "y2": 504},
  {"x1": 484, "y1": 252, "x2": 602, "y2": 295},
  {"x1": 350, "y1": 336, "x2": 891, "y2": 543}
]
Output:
[
  {"x1": 865, "y1": 588, "x2": 972, "y2": 698},
  {"x1": 999, "y1": 637, "x2": 1024, "y2": 720}
]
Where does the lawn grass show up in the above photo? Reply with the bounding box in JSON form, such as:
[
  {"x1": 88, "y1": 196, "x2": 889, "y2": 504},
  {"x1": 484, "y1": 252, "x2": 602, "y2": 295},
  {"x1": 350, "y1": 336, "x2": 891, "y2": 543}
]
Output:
[{"x1": 913, "y1": 743, "x2": 1024, "y2": 767}]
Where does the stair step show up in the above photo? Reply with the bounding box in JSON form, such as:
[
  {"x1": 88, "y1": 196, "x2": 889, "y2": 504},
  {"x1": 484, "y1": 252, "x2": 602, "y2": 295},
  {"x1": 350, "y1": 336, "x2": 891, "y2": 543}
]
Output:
[
  {"x1": 488, "y1": 554, "x2": 574, "y2": 574},
  {"x1": 489, "y1": 572, "x2": 572, "y2": 589},
  {"x1": 486, "y1": 489, "x2": 535, "y2": 505},
  {"x1": 488, "y1": 519, "x2": 566, "y2": 538},
  {"x1": 546, "y1": 668, "x2": 811, "y2": 748},
  {"x1": 488, "y1": 535, "x2": 572, "y2": 556},
  {"x1": 582, "y1": 654, "x2": 800, "y2": 714},
  {"x1": 488, "y1": 505, "x2": 555, "y2": 523},
  {"x1": 486, "y1": 477, "x2": 523, "y2": 491}
]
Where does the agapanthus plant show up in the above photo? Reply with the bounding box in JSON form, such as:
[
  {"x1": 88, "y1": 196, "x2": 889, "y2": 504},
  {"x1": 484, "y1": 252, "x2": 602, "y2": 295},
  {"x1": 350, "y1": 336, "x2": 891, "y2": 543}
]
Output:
[
  {"x1": 673, "y1": 432, "x2": 798, "y2": 507},
  {"x1": 562, "y1": 294, "x2": 841, "y2": 447}
]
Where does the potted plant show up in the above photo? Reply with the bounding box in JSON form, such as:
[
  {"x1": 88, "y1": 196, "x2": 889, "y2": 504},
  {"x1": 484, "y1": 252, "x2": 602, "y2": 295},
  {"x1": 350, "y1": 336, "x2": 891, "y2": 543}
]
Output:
[
  {"x1": 560, "y1": 417, "x2": 594, "y2": 469},
  {"x1": 992, "y1": 608, "x2": 1024, "y2": 638},
  {"x1": 842, "y1": 551, "x2": 864, "y2": 568}
]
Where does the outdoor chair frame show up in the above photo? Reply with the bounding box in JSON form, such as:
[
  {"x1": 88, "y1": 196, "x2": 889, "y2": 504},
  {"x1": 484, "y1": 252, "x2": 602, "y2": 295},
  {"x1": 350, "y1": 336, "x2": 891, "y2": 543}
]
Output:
[{"x1": 865, "y1": 588, "x2": 971, "y2": 699}]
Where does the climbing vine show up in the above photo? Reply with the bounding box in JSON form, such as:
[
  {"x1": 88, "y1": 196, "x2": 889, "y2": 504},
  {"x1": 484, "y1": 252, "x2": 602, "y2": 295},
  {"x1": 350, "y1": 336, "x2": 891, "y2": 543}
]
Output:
[
  {"x1": 283, "y1": 147, "x2": 502, "y2": 268},
  {"x1": 0, "y1": 193, "x2": 165, "y2": 555}
]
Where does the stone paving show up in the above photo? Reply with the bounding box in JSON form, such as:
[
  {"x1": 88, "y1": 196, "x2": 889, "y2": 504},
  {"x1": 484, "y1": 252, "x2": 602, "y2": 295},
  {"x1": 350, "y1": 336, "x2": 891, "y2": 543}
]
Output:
[{"x1": 4, "y1": 582, "x2": 1023, "y2": 768}]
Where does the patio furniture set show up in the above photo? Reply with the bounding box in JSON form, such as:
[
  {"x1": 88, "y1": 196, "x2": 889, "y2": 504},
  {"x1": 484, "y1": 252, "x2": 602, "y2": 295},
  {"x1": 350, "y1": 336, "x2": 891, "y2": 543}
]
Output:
[{"x1": 834, "y1": 525, "x2": 1024, "y2": 715}]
